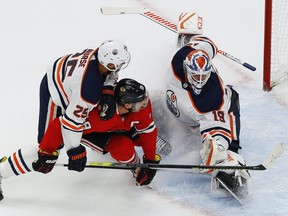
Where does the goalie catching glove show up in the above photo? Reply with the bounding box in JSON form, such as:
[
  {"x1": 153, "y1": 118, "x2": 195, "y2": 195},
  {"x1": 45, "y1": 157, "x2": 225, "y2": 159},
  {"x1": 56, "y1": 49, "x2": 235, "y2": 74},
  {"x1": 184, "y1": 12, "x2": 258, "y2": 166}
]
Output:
[{"x1": 135, "y1": 154, "x2": 162, "y2": 186}]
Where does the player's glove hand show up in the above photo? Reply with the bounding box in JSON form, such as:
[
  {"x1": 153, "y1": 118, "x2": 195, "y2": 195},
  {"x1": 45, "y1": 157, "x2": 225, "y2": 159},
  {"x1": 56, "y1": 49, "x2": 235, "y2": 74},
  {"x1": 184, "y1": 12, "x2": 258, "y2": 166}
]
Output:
[
  {"x1": 98, "y1": 86, "x2": 116, "y2": 120},
  {"x1": 136, "y1": 154, "x2": 161, "y2": 186},
  {"x1": 67, "y1": 145, "x2": 87, "y2": 172},
  {"x1": 32, "y1": 149, "x2": 59, "y2": 174},
  {"x1": 125, "y1": 126, "x2": 139, "y2": 141}
]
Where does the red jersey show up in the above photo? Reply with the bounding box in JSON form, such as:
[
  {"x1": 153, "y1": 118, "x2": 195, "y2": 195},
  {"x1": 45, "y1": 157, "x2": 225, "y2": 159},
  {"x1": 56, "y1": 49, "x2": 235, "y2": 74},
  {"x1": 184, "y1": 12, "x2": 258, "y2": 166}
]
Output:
[
  {"x1": 39, "y1": 100, "x2": 157, "y2": 161},
  {"x1": 83, "y1": 100, "x2": 157, "y2": 160}
]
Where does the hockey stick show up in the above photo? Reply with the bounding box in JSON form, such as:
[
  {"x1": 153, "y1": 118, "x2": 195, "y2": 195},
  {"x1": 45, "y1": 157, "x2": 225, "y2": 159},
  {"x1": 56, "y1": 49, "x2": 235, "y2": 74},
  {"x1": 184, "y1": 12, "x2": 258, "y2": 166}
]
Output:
[
  {"x1": 58, "y1": 143, "x2": 284, "y2": 171},
  {"x1": 100, "y1": 7, "x2": 256, "y2": 71}
]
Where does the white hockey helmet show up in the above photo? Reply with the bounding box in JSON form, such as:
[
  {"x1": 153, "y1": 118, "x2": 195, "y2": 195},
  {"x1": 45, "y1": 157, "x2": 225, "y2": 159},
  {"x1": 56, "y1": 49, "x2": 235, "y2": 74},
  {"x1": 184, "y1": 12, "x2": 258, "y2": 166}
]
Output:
[
  {"x1": 98, "y1": 40, "x2": 131, "y2": 72},
  {"x1": 183, "y1": 50, "x2": 212, "y2": 95}
]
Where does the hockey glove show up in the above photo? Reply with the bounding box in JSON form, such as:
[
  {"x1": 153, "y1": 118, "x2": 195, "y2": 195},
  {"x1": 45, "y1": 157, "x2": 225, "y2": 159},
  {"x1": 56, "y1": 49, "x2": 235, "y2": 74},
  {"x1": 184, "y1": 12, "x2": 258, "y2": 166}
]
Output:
[
  {"x1": 98, "y1": 86, "x2": 116, "y2": 120},
  {"x1": 136, "y1": 154, "x2": 161, "y2": 186},
  {"x1": 32, "y1": 149, "x2": 59, "y2": 174},
  {"x1": 125, "y1": 126, "x2": 139, "y2": 141},
  {"x1": 67, "y1": 145, "x2": 87, "y2": 172}
]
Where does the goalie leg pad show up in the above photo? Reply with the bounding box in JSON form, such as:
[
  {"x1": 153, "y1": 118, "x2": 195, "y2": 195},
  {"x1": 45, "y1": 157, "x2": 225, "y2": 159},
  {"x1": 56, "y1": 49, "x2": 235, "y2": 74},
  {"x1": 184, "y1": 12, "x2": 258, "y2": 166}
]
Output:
[{"x1": 200, "y1": 133, "x2": 228, "y2": 170}]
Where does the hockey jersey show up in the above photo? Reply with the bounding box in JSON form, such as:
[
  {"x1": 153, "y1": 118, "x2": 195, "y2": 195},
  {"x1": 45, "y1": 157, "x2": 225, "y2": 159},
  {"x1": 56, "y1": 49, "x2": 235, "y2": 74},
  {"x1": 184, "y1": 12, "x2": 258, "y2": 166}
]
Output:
[
  {"x1": 166, "y1": 44, "x2": 235, "y2": 148},
  {"x1": 82, "y1": 100, "x2": 157, "y2": 160},
  {"x1": 47, "y1": 48, "x2": 104, "y2": 151},
  {"x1": 39, "y1": 100, "x2": 157, "y2": 161}
]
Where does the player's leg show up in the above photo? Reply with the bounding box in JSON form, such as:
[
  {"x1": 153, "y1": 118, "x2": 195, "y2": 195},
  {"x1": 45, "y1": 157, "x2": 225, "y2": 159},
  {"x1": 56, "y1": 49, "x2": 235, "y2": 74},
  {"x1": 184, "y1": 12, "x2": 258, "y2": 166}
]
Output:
[
  {"x1": 37, "y1": 74, "x2": 62, "y2": 144},
  {"x1": 0, "y1": 146, "x2": 39, "y2": 201},
  {"x1": 106, "y1": 135, "x2": 139, "y2": 164}
]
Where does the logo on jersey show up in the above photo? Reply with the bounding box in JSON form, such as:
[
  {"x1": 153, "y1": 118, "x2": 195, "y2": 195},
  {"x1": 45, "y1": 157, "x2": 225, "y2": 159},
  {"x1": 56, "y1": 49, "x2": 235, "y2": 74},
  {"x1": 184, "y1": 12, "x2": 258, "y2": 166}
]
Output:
[{"x1": 166, "y1": 90, "x2": 180, "y2": 117}]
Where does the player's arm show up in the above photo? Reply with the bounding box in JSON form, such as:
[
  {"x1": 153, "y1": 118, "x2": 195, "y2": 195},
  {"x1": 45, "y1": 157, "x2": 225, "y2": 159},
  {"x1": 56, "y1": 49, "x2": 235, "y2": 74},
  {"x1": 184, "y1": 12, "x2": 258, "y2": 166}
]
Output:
[
  {"x1": 132, "y1": 101, "x2": 158, "y2": 159},
  {"x1": 132, "y1": 102, "x2": 161, "y2": 186},
  {"x1": 97, "y1": 72, "x2": 118, "y2": 120},
  {"x1": 60, "y1": 98, "x2": 94, "y2": 172}
]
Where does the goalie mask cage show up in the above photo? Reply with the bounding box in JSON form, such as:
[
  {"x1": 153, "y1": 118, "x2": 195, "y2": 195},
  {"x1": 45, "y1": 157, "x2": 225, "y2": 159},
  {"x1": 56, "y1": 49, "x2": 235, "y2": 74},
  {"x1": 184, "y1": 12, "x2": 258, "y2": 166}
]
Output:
[{"x1": 263, "y1": 0, "x2": 288, "y2": 91}]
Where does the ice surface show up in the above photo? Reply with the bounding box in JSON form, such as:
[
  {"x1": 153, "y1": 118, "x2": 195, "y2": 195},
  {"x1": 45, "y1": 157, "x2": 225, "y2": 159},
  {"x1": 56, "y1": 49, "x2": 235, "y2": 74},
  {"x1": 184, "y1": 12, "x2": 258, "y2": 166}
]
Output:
[{"x1": 0, "y1": 0, "x2": 287, "y2": 216}]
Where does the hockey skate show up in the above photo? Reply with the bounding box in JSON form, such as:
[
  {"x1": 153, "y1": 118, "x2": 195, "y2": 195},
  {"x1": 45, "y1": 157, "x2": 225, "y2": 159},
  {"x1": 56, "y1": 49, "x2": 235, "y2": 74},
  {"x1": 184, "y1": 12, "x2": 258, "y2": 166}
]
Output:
[
  {"x1": 0, "y1": 156, "x2": 7, "y2": 201},
  {"x1": 156, "y1": 136, "x2": 172, "y2": 156},
  {"x1": 211, "y1": 169, "x2": 251, "y2": 205},
  {"x1": 214, "y1": 171, "x2": 250, "y2": 196}
]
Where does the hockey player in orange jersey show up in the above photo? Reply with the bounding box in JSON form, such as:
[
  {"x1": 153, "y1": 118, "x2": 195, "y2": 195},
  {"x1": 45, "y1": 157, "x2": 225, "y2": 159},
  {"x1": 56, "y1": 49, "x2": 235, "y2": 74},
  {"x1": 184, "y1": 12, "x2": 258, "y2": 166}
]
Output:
[{"x1": 37, "y1": 40, "x2": 130, "y2": 173}]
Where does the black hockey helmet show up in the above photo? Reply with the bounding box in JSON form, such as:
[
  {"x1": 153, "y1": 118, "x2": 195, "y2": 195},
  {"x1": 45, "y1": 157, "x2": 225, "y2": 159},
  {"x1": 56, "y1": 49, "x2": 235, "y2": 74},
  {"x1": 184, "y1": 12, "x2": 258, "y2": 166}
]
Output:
[{"x1": 115, "y1": 78, "x2": 147, "y2": 106}]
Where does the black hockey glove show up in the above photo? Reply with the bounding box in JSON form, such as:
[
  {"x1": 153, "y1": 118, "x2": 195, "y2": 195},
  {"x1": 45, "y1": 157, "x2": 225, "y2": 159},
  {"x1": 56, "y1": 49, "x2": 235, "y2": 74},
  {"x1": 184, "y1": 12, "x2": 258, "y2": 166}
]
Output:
[
  {"x1": 67, "y1": 145, "x2": 87, "y2": 172},
  {"x1": 32, "y1": 149, "x2": 59, "y2": 174},
  {"x1": 136, "y1": 154, "x2": 162, "y2": 186},
  {"x1": 98, "y1": 86, "x2": 116, "y2": 120},
  {"x1": 125, "y1": 126, "x2": 139, "y2": 141}
]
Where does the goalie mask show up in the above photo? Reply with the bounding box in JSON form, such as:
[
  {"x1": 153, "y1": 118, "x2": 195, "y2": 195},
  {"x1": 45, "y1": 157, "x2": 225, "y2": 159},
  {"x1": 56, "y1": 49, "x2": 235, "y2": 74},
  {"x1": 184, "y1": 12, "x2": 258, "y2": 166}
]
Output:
[
  {"x1": 115, "y1": 78, "x2": 149, "y2": 112},
  {"x1": 183, "y1": 50, "x2": 212, "y2": 95},
  {"x1": 98, "y1": 40, "x2": 131, "y2": 72}
]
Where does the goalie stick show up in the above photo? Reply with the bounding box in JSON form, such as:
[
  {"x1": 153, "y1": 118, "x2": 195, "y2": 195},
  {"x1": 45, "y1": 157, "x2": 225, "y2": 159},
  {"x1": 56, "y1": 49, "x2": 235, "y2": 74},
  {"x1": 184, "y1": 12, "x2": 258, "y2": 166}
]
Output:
[
  {"x1": 100, "y1": 7, "x2": 256, "y2": 71},
  {"x1": 58, "y1": 143, "x2": 284, "y2": 171}
]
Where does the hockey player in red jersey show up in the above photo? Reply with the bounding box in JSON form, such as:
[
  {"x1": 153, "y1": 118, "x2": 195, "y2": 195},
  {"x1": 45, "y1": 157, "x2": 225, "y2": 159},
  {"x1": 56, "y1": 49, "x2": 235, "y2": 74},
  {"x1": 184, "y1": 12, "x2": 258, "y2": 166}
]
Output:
[
  {"x1": 166, "y1": 35, "x2": 251, "y2": 198},
  {"x1": 39, "y1": 78, "x2": 161, "y2": 184},
  {"x1": 37, "y1": 40, "x2": 130, "y2": 173},
  {"x1": 0, "y1": 78, "x2": 160, "y2": 201}
]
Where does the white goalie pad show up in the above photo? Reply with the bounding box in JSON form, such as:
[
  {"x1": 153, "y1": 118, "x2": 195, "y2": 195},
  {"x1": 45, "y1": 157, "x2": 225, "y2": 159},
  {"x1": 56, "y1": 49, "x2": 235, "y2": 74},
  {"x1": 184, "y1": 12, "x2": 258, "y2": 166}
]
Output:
[
  {"x1": 177, "y1": 12, "x2": 203, "y2": 35},
  {"x1": 200, "y1": 133, "x2": 228, "y2": 168}
]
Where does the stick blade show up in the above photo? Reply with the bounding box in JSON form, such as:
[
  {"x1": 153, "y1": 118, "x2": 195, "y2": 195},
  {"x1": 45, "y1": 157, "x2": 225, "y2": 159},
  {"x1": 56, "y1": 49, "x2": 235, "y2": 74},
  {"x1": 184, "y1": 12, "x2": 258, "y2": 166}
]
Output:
[
  {"x1": 100, "y1": 7, "x2": 146, "y2": 15},
  {"x1": 261, "y1": 143, "x2": 285, "y2": 169}
]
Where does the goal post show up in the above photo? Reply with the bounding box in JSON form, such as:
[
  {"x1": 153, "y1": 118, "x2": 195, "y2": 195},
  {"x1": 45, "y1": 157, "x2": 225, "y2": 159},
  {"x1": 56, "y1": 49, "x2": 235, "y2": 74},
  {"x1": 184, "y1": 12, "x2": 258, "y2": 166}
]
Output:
[{"x1": 263, "y1": 0, "x2": 288, "y2": 91}]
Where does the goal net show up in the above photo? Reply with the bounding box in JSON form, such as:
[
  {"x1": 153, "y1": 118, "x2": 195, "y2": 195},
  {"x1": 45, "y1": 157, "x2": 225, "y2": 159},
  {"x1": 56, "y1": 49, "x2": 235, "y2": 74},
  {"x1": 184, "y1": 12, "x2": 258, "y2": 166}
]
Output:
[{"x1": 263, "y1": 0, "x2": 288, "y2": 91}]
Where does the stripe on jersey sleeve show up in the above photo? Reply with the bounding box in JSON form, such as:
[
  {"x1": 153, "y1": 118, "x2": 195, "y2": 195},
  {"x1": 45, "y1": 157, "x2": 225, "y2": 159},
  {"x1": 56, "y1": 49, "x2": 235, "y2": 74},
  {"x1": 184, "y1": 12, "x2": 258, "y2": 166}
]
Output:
[
  {"x1": 136, "y1": 121, "x2": 156, "y2": 134},
  {"x1": 61, "y1": 115, "x2": 84, "y2": 132},
  {"x1": 52, "y1": 55, "x2": 71, "y2": 109}
]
